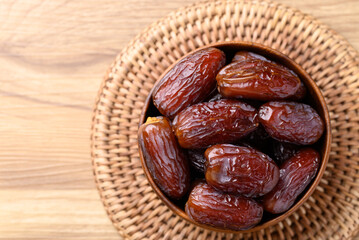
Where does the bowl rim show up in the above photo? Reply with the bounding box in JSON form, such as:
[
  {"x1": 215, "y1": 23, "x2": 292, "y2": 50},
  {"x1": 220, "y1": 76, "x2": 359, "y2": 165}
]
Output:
[{"x1": 138, "y1": 41, "x2": 332, "y2": 233}]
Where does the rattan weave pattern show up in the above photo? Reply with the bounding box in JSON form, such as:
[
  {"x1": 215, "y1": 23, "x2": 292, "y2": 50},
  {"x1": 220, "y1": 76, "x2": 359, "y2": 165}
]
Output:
[{"x1": 91, "y1": 0, "x2": 359, "y2": 239}]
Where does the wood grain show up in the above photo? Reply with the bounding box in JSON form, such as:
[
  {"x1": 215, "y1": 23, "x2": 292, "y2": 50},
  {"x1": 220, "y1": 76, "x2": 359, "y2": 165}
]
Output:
[{"x1": 0, "y1": 0, "x2": 358, "y2": 239}]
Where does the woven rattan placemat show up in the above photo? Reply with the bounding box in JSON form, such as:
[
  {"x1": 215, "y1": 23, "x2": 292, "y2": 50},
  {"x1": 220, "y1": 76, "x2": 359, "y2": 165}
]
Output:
[{"x1": 91, "y1": 0, "x2": 359, "y2": 239}]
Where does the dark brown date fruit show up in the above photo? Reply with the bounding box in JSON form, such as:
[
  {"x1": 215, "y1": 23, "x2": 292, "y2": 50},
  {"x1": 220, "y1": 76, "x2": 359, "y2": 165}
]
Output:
[
  {"x1": 138, "y1": 116, "x2": 190, "y2": 199},
  {"x1": 172, "y1": 99, "x2": 259, "y2": 149},
  {"x1": 217, "y1": 52, "x2": 301, "y2": 101},
  {"x1": 259, "y1": 101, "x2": 324, "y2": 145},
  {"x1": 232, "y1": 50, "x2": 308, "y2": 104},
  {"x1": 263, "y1": 148, "x2": 320, "y2": 214},
  {"x1": 289, "y1": 81, "x2": 306, "y2": 100},
  {"x1": 272, "y1": 141, "x2": 301, "y2": 166},
  {"x1": 205, "y1": 144, "x2": 279, "y2": 197},
  {"x1": 185, "y1": 181, "x2": 263, "y2": 230},
  {"x1": 187, "y1": 149, "x2": 206, "y2": 174},
  {"x1": 152, "y1": 48, "x2": 226, "y2": 118},
  {"x1": 232, "y1": 51, "x2": 267, "y2": 62}
]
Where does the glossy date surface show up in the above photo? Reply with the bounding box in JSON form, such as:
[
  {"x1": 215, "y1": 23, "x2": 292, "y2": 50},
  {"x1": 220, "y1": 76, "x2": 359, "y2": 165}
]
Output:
[
  {"x1": 263, "y1": 148, "x2": 320, "y2": 214},
  {"x1": 205, "y1": 144, "x2": 279, "y2": 197},
  {"x1": 217, "y1": 51, "x2": 301, "y2": 101},
  {"x1": 259, "y1": 101, "x2": 324, "y2": 145},
  {"x1": 185, "y1": 182, "x2": 263, "y2": 230},
  {"x1": 152, "y1": 48, "x2": 226, "y2": 118},
  {"x1": 172, "y1": 99, "x2": 259, "y2": 149},
  {"x1": 138, "y1": 117, "x2": 190, "y2": 199}
]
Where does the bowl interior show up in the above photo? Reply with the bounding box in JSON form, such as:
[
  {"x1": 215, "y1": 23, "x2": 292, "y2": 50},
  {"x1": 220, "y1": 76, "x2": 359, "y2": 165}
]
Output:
[{"x1": 138, "y1": 41, "x2": 331, "y2": 233}]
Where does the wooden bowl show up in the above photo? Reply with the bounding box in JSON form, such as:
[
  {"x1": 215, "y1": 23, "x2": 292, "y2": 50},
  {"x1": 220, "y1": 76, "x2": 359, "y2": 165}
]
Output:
[{"x1": 138, "y1": 41, "x2": 332, "y2": 233}]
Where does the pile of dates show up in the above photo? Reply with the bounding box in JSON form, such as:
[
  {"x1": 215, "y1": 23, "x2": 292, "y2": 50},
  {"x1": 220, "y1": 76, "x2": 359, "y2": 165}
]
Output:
[{"x1": 138, "y1": 47, "x2": 324, "y2": 230}]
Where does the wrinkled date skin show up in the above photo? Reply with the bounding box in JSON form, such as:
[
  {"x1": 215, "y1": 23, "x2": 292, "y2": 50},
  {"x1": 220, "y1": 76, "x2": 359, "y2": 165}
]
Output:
[
  {"x1": 152, "y1": 48, "x2": 226, "y2": 118},
  {"x1": 205, "y1": 144, "x2": 279, "y2": 197},
  {"x1": 217, "y1": 51, "x2": 301, "y2": 101},
  {"x1": 234, "y1": 51, "x2": 307, "y2": 101},
  {"x1": 187, "y1": 149, "x2": 207, "y2": 174},
  {"x1": 272, "y1": 141, "x2": 301, "y2": 166},
  {"x1": 259, "y1": 101, "x2": 324, "y2": 145},
  {"x1": 263, "y1": 148, "x2": 320, "y2": 214},
  {"x1": 172, "y1": 99, "x2": 259, "y2": 149},
  {"x1": 138, "y1": 117, "x2": 190, "y2": 199},
  {"x1": 185, "y1": 182, "x2": 263, "y2": 230}
]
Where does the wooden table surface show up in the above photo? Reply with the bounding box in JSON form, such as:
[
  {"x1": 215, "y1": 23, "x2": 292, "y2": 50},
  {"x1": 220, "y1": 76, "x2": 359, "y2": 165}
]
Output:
[{"x1": 1, "y1": 0, "x2": 358, "y2": 239}]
